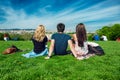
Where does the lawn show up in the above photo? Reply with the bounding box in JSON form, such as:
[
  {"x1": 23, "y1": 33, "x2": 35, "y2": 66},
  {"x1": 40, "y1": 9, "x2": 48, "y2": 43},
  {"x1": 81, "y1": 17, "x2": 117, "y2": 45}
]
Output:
[{"x1": 0, "y1": 41, "x2": 120, "y2": 80}]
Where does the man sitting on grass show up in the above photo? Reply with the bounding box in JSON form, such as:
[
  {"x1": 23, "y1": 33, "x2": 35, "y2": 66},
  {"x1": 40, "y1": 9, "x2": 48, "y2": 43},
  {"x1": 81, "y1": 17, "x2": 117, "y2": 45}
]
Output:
[{"x1": 45, "y1": 23, "x2": 77, "y2": 59}]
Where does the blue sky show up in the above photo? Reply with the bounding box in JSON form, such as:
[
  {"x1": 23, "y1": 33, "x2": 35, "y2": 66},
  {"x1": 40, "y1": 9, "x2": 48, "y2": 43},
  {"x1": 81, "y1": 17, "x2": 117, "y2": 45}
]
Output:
[{"x1": 0, "y1": 0, "x2": 120, "y2": 32}]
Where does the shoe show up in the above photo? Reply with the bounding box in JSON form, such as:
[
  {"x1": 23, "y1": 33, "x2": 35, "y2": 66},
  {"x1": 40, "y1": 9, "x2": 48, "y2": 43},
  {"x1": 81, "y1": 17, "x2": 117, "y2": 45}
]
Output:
[
  {"x1": 84, "y1": 54, "x2": 95, "y2": 59},
  {"x1": 45, "y1": 56, "x2": 50, "y2": 59},
  {"x1": 22, "y1": 54, "x2": 30, "y2": 58},
  {"x1": 77, "y1": 56, "x2": 85, "y2": 60}
]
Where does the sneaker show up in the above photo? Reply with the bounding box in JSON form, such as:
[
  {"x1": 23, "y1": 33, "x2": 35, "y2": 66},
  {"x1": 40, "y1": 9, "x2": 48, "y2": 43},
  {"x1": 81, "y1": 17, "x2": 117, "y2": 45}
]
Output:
[
  {"x1": 84, "y1": 54, "x2": 95, "y2": 59},
  {"x1": 77, "y1": 56, "x2": 85, "y2": 60},
  {"x1": 22, "y1": 54, "x2": 30, "y2": 58}
]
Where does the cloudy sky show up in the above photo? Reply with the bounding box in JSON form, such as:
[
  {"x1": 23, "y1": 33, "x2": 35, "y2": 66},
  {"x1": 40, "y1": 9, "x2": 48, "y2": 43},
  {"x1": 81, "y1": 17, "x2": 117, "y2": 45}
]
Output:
[{"x1": 0, "y1": 0, "x2": 120, "y2": 32}]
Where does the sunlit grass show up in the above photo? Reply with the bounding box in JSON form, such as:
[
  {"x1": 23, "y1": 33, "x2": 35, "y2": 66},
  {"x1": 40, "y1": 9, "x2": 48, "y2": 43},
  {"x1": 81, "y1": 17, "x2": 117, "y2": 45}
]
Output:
[{"x1": 0, "y1": 41, "x2": 120, "y2": 80}]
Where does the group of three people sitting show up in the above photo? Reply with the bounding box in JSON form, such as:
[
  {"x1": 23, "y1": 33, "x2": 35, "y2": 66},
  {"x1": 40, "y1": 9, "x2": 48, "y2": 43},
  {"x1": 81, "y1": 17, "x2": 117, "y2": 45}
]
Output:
[{"x1": 22, "y1": 23, "x2": 98, "y2": 60}]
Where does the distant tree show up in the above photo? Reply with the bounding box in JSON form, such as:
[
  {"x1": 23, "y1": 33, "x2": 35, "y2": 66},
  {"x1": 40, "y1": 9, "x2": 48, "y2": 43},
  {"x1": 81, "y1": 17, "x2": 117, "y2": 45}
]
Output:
[
  {"x1": 97, "y1": 24, "x2": 120, "y2": 40},
  {"x1": 87, "y1": 33, "x2": 94, "y2": 41},
  {"x1": 9, "y1": 33, "x2": 22, "y2": 40},
  {"x1": 20, "y1": 32, "x2": 33, "y2": 40},
  {"x1": 110, "y1": 24, "x2": 120, "y2": 40},
  {"x1": 97, "y1": 26, "x2": 111, "y2": 40},
  {"x1": 0, "y1": 33, "x2": 4, "y2": 40}
]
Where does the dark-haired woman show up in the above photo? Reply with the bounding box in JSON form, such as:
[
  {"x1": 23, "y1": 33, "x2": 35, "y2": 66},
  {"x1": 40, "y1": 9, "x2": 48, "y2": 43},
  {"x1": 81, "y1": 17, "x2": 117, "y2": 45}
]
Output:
[{"x1": 72, "y1": 23, "x2": 94, "y2": 60}]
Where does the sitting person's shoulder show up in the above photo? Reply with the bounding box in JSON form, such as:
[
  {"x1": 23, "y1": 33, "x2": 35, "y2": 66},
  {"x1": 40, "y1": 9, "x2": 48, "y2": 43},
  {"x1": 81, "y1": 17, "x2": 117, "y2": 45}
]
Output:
[
  {"x1": 64, "y1": 34, "x2": 71, "y2": 40},
  {"x1": 62, "y1": 33, "x2": 70, "y2": 37},
  {"x1": 72, "y1": 33, "x2": 76, "y2": 36},
  {"x1": 52, "y1": 33, "x2": 58, "y2": 36}
]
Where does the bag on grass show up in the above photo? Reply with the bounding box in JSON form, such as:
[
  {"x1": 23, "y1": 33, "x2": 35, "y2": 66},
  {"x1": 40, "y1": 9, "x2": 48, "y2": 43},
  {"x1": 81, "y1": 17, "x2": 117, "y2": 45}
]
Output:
[
  {"x1": 3, "y1": 45, "x2": 22, "y2": 54},
  {"x1": 87, "y1": 42, "x2": 105, "y2": 56}
]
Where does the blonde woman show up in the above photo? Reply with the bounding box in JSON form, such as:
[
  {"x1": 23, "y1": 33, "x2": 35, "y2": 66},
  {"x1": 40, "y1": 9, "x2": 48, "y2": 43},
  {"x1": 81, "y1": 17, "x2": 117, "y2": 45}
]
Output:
[{"x1": 22, "y1": 25, "x2": 48, "y2": 58}]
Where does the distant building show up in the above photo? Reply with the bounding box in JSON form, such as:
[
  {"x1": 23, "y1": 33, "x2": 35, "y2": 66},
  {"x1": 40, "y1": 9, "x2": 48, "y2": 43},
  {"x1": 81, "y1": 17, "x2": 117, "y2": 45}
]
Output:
[{"x1": 0, "y1": 29, "x2": 35, "y2": 34}]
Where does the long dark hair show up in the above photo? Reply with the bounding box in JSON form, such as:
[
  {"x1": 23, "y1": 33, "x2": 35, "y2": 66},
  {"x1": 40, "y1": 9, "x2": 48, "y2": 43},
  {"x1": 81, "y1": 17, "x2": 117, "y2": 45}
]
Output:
[{"x1": 76, "y1": 23, "x2": 87, "y2": 47}]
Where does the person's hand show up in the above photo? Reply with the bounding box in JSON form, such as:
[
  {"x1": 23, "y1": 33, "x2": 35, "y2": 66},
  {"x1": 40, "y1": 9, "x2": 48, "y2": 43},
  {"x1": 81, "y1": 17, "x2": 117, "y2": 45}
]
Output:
[{"x1": 45, "y1": 56, "x2": 50, "y2": 59}]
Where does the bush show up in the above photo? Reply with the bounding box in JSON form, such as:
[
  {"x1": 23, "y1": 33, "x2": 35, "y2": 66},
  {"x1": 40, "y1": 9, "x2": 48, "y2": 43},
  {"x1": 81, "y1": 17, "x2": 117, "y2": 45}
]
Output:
[
  {"x1": 0, "y1": 33, "x2": 4, "y2": 40},
  {"x1": 9, "y1": 33, "x2": 23, "y2": 41},
  {"x1": 0, "y1": 32, "x2": 33, "y2": 41},
  {"x1": 0, "y1": 33, "x2": 10, "y2": 41},
  {"x1": 97, "y1": 23, "x2": 120, "y2": 40},
  {"x1": 87, "y1": 33, "x2": 94, "y2": 41},
  {"x1": 9, "y1": 32, "x2": 33, "y2": 41},
  {"x1": 20, "y1": 32, "x2": 33, "y2": 41}
]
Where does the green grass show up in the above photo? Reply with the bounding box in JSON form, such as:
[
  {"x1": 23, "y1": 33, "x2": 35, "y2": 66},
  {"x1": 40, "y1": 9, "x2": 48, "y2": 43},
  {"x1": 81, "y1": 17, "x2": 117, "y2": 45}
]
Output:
[{"x1": 0, "y1": 41, "x2": 120, "y2": 80}]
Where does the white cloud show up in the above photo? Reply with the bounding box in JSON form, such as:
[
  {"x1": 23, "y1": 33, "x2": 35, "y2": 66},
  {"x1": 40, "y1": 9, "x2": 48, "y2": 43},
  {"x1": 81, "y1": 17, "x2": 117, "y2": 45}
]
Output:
[{"x1": 0, "y1": 0, "x2": 120, "y2": 32}]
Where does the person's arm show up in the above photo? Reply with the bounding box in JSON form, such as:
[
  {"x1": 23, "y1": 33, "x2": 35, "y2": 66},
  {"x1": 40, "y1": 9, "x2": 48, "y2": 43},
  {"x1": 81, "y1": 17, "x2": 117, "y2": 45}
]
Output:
[
  {"x1": 72, "y1": 34, "x2": 76, "y2": 47},
  {"x1": 68, "y1": 40, "x2": 77, "y2": 58},
  {"x1": 45, "y1": 36, "x2": 48, "y2": 47},
  {"x1": 45, "y1": 39, "x2": 55, "y2": 59}
]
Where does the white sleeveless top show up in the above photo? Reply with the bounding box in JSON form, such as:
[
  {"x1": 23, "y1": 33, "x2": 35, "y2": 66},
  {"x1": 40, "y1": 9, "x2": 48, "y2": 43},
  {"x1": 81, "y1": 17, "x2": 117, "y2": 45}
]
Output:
[{"x1": 75, "y1": 41, "x2": 88, "y2": 55}]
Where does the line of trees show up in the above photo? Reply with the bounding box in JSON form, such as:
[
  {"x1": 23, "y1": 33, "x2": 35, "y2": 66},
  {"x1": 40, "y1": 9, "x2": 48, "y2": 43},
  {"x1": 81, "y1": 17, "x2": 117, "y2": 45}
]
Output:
[
  {"x1": 96, "y1": 23, "x2": 120, "y2": 40},
  {"x1": 0, "y1": 32, "x2": 33, "y2": 41},
  {"x1": 0, "y1": 23, "x2": 120, "y2": 41}
]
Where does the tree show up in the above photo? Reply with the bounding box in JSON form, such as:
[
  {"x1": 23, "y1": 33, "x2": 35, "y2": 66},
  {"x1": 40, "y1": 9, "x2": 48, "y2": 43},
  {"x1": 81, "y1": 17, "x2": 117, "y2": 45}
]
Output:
[
  {"x1": 97, "y1": 23, "x2": 120, "y2": 40},
  {"x1": 0, "y1": 33, "x2": 4, "y2": 40},
  {"x1": 97, "y1": 26, "x2": 111, "y2": 40},
  {"x1": 110, "y1": 24, "x2": 120, "y2": 40}
]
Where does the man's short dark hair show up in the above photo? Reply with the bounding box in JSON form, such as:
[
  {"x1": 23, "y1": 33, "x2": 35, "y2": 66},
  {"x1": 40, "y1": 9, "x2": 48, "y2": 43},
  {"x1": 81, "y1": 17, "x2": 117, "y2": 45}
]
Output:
[{"x1": 57, "y1": 23, "x2": 65, "y2": 32}]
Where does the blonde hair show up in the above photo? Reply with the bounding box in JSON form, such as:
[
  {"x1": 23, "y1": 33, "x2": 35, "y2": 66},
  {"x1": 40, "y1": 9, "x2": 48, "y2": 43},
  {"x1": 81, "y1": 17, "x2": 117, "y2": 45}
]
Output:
[{"x1": 33, "y1": 25, "x2": 46, "y2": 42}]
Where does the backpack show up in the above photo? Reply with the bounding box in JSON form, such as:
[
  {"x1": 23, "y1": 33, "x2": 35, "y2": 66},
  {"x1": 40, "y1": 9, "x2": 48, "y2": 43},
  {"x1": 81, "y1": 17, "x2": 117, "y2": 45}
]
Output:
[{"x1": 88, "y1": 45, "x2": 104, "y2": 56}]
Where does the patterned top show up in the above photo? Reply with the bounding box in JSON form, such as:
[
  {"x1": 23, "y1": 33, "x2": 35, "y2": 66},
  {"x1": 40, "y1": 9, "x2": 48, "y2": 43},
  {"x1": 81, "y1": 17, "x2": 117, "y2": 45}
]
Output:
[{"x1": 74, "y1": 41, "x2": 88, "y2": 55}]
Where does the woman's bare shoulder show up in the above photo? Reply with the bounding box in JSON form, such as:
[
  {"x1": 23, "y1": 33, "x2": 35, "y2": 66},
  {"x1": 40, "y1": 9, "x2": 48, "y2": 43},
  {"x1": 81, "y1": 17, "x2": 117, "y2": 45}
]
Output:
[
  {"x1": 72, "y1": 34, "x2": 77, "y2": 41},
  {"x1": 72, "y1": 33, "x2": 76, "y2": 37}
]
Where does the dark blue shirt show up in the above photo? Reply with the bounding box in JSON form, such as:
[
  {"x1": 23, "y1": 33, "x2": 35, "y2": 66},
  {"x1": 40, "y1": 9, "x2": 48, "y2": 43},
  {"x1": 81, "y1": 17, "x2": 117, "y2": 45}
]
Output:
[
  {"x1": 52, "y1": 33, "x2": 71, "y2": 55},
  {"x1": 32, "y1": 36, "x2": 48, "y2": 54}
]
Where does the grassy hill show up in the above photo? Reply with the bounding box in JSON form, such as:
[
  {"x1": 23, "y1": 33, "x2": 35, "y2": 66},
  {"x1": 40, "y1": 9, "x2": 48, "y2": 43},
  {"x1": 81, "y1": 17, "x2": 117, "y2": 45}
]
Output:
[{"x1": 0, "y1": 41, "x2": 120, "y2": 80}]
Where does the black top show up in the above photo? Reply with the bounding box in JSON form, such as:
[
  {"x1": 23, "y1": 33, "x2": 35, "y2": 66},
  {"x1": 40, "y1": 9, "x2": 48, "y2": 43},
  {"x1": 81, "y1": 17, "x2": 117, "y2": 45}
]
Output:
[{"x1": 32, "y1": 36, "x2": 48, "y2": 54}]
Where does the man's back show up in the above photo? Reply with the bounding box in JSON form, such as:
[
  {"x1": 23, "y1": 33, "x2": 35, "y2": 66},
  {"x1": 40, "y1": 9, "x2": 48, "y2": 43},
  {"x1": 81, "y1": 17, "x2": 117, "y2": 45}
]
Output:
[{"x1": 52, "y1": 33, "x2": 71, "y2": 55}]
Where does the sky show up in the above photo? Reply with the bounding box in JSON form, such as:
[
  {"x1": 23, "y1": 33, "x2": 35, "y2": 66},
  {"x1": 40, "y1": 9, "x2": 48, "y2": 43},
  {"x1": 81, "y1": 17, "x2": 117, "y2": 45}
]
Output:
[{"x1": 0, "y1": 0, "x2": 120, "y2": 32}]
